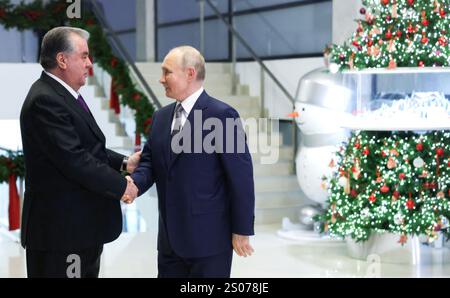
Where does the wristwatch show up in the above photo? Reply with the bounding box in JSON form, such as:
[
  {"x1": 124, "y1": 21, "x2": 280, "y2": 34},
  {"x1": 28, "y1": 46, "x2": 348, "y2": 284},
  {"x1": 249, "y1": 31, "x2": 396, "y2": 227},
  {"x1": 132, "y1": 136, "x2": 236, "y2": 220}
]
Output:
[{"x1": 121, "y1": 156, "x2": 128, "y2": 172}]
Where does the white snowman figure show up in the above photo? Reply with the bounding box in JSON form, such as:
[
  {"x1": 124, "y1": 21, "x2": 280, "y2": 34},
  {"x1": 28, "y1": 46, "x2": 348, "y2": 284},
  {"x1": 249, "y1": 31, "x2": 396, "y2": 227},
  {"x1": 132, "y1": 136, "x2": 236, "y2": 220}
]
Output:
[{"x1": 293, "y1": 68, "x2": 354, "y2": 207}]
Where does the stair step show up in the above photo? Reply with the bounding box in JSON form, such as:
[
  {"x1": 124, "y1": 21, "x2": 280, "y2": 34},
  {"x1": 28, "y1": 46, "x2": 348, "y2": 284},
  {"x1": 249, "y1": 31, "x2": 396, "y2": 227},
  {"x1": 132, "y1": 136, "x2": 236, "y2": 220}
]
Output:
[
  {"x1": 255, "y1": 191, "x2": 304, "y2": 208},
  {"x1": 136, "y1": 62, "x2": 231, "y2": 75},
  {"x1": 141, "y1": 73, "x2": 234, "y2": 86},
  {"x1": 255, "y1": 205, "x2": 302, "y2": 225},
  {"x1": 251, "y1": 145, "x2": 294, "y2": 163},
  {"x1": 255, "y1": 175, "x2": 300, "y2": 193},
  {"x1": 253, "y1": 161, "x2": 293, "y2": 176}
]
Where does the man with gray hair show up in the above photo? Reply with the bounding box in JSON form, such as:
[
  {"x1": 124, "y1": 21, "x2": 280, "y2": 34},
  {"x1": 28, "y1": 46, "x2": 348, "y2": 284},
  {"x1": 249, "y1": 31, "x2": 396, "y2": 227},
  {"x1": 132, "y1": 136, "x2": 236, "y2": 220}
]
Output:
[
  {"x1": 20, "y1": 26, "x2": 140, "y2": 278},
  {"x1": 131, "y1": 46, "x2": 255, "y2": 277}
]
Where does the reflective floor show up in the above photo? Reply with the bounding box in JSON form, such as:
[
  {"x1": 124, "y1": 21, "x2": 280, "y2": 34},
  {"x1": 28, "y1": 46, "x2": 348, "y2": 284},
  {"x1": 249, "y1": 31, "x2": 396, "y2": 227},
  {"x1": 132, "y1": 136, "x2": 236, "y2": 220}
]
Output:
[{"x1": 2, "y1": 189, "x2": 450, "y2": 278}]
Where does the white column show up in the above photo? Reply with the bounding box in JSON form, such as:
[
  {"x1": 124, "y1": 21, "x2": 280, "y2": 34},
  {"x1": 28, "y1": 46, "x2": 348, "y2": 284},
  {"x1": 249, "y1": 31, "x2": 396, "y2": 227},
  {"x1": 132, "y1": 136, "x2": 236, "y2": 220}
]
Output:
[
  {"x1": 332, "y1": 0, "x2": 362, "y2": 44},
  {"x1": 136, "y1": 0, "x2": 155, "y2": 61}
]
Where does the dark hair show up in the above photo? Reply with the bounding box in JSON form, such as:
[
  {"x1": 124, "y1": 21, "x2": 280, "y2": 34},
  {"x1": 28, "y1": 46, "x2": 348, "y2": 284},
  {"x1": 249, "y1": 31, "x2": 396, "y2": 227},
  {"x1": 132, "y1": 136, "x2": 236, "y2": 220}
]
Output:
[{"x1": 39, "y1": 27, "x2": 89, "y2": 70}]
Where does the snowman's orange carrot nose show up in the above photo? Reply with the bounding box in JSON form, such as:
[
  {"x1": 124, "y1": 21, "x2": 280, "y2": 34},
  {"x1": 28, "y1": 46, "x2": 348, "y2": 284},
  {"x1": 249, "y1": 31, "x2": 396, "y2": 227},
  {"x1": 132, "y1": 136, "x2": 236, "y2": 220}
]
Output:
[{"x1": 287, "y1": 111, "x2": 299, "y2": 118}]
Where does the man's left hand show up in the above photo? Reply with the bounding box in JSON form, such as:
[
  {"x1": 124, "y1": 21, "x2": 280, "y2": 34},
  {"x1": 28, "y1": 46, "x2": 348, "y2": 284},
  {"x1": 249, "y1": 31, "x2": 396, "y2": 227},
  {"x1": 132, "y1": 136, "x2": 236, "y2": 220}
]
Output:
[
  {"x1": 126, "y1": 151, "x2": 142, "y2": 174},
  {"x1": 232, "y1": 234, "x2": 254, "y2": 257}
]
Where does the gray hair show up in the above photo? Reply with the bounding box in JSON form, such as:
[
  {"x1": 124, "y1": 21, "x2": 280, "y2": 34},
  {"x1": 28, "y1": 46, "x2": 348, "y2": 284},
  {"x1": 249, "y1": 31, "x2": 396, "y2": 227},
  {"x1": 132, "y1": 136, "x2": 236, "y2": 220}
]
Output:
[
  {"x1": 169, "y1": 46, "x2": 206, "y2": 81},
  {"x1": 39, "y1": 26, "x2": 90, "y2": 70}
]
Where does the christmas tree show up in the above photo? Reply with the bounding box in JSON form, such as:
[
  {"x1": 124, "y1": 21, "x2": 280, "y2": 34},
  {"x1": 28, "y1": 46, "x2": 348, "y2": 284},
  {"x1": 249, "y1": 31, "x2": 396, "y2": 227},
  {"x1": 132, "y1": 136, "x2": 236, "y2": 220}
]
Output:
[
  {"x1": 329, "y1": 0, "x2": 450, "y2": 70},
  {"x1": 320, "y1": 131, "x2": 450, "y2": 244},
  {"x1": 319, "y1": 1, "x2": 450, "y2": 244}
]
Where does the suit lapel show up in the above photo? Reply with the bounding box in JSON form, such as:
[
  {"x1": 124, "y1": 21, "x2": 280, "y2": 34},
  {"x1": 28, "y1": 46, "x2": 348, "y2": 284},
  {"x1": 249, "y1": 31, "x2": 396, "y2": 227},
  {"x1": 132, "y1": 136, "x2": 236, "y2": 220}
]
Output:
[
  {"x1": 168, "y1": 91, "x2": 209, "y2": 170},
  {"x1": 161, "y1": 102, "x2": 176, "y2": 170},
  {"x1": 40, "y1": 72, "x2": 106, "y2": 143}
]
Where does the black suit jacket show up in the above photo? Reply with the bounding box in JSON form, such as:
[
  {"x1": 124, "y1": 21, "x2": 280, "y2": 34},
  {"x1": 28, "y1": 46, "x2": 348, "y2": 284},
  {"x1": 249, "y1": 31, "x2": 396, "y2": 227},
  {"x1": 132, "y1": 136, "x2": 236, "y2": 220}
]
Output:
[{"x1": 20, "y1": 72, "x2": 127, "y2": 251}]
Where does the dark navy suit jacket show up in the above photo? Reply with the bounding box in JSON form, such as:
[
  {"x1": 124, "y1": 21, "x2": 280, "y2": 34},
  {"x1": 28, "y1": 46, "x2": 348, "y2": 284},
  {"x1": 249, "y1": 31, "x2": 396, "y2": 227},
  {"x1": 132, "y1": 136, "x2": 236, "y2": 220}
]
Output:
[{"x1": 132, "y1": 91, "x2": 255, "y2": 258}]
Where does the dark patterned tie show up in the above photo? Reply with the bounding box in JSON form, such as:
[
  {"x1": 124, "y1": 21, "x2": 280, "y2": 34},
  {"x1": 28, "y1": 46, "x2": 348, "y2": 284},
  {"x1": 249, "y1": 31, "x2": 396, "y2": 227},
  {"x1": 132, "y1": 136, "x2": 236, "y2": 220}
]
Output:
[
  {"x1": 77, "y1": 94, "x2": 90, "y2": 114},
  {"x1": 171, "y1": 103, "x2": 184, "y2": 137}
]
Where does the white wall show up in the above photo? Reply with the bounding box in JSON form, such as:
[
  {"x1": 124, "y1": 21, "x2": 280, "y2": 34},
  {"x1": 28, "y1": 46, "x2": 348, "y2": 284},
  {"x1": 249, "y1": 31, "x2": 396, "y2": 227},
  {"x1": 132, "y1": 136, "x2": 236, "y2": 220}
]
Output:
[
  {"x1": 332, "y1": 0, "x2": 361, "y2": 44},
  {"x1": 236, "y1": 57, "x2": 325, "y2": 119},
  {"x1": 0, "y1": 63, "x2": 42, "y2": 120}
]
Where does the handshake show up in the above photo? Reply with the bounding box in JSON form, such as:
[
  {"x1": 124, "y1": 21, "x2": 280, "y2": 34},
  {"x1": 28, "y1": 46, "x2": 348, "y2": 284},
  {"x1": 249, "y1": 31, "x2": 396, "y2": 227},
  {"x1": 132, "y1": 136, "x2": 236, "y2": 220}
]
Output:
[
  {"x1": 122, "y1": 176, "x2": 139, "y2": 204},
  {"x1": 121, "y1": 150, "x2": 140, "y2": 204}
]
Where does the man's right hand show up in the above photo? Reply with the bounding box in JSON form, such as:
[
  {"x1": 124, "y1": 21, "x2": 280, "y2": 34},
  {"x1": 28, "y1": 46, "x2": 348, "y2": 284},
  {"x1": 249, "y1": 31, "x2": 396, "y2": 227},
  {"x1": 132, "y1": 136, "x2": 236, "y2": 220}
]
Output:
[{"x1": 121, "y1": 176, "x2": 138, "y2": 204}]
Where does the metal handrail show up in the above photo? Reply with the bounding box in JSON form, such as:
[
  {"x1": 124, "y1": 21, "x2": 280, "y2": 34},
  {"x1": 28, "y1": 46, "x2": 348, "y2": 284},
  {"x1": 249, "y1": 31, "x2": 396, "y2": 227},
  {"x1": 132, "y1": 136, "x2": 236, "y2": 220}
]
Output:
[
  {"x1": 88, "y1": 0, "x2": 162, "y2": 109},
  {"x1": 204, "y1": 0, "x2": 296, "y2": 107}
]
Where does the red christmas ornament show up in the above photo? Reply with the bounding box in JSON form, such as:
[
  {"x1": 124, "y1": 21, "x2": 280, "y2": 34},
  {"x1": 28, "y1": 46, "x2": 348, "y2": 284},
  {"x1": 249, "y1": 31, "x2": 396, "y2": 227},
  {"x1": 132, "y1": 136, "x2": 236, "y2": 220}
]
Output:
[
  {"x1": 367, "y1": 39, "x2": 373, "y2": 47},
  {"x1": 350, "y1": 189, "x2": 358, "y2": 198},
  {"x1": 133, "y1": 93, "x2": 142, "y2": 102},
  {"x1": 418, "y1": 61, "x2": 425, "y2": 67},
  {"x1": 360, "y1": 8, "x2": 366, "y2": 15},
  {"x1": 447, "y1": 160, "x2": 450, "y2": 167},
  {"x1": 399, "y1": 173, "x2": 406, "y2": 180},
  {"x1": 354, "y1": 142, "x2": 361, "y2": 149},
  {"x1": 380, "y1": 185, "x2": 390, "y2": 193},
  {"x1": 23, "y1": 10, "x2": 44, "y2": 21},
  {"x1": 393, "y1": 191, "x2": 400, "y2": 199},
  {"x1": 436, "y1": 148, "x2": 445, "y2": 157},
  {"x1": 385, "y1": 30, "x2": 393, "y2": 39},
  {"x1": 440, "y1": 9, "x2": 446, "y2": 17},
  {"x1": 438, "y1": 36, "x2": 448, "y2": 46},
  {"x1": 85, "y1": 18, "x2": 96, "y2": 26},
  {"x1": 363, "y1": 148, "x2": 370, "y2": 156},
  {"x1": 369, "y1": 194, "x2": 377, "y2": 203},
  {"x1": 422, "y1": 19, "x2": 429, "y2": 27},
  {"x1": 421, "y1": 36, "x2": 429, "y2": 44},
  {"x1": 407, "y1": 24, "x2": 415, "y2": 33},
  {"x1": 0, "y1": 8, "x2": 6, "y2": 19},
  {"x1": 406, "y1": 199, "x2": 415, "y2": 210},
  {"x1": 396, "y1": 30, "x2": 402, "y2": 37},
  {"x1": 407, "y1": 0, "x2": 414, "y2": 5},
  {"x1": 416, "y1": 143, "x2": 423, "y2": 151},
  {"x1": 144, "y1": 117, "x2": 153, "y2": 134},
  {"x1": 381, "y1": 0, "x2": 389, "y2": 5},
  {"x1": 111, "y1": 57, "x2": 118, "y2": 68},
  {"x1": 386, "y1": 15, "x2": 391, "y2": 22},
  {"x1": 381, "y1": 151, "x2": 387, "y2": 157}
]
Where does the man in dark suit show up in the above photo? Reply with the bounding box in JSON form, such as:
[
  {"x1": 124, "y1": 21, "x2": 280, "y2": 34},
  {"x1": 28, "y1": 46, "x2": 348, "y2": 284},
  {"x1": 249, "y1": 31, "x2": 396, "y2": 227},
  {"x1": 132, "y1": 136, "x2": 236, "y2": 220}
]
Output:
[
  {"x1": 20, "y1": 27, "x2": 140, "y2": 278},
  {"x1": 131, "y1": 46, "x2": 255, "y2": 278}
]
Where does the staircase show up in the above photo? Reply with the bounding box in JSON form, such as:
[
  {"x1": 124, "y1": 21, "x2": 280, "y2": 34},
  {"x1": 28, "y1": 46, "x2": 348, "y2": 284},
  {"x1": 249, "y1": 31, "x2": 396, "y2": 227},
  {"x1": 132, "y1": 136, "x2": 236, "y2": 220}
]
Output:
[
  {"x1": 80, "y1": 78, "x2": 133, "y2": 152},
  {"x1": 135, "y1": 62, "x2": 304, "y2": 224}
]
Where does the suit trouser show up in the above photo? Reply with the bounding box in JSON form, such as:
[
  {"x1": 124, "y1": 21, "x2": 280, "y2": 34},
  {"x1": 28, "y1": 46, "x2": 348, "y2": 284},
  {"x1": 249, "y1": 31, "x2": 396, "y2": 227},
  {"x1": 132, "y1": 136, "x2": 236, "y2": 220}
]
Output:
[
  {"x1": 26, "y1": 246, "x2": 103, "y2": 278},
  {"x1": 158, "y1": 249, "x2": 233, "y2": 278}
]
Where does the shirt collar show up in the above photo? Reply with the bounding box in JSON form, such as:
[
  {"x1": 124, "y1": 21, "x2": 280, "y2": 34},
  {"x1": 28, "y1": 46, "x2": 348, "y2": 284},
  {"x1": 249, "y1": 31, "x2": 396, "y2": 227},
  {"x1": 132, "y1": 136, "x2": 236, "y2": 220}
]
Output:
[
  {"x1": 178, "y1": 87, "x2": 204, "y2": 115},
  {"x1": 44, "y1": 71, "x2": 79, "y2": 100}
]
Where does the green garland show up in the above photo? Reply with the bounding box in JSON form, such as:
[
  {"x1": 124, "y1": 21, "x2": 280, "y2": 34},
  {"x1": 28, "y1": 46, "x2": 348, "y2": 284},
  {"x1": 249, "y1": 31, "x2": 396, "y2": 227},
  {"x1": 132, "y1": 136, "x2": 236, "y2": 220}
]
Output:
[
  {"x1": 0, "y1": 150, "x2": 24, "y2": 183},
  {"x1": 0, "y1": 0, "x2": 155, "y2": 138},
  {"x1": 319, "y1": 130, "x2": 450, "y2": 243},
  {"x1": 329, "y1": 0, "x2": 450, "y2": 70}
]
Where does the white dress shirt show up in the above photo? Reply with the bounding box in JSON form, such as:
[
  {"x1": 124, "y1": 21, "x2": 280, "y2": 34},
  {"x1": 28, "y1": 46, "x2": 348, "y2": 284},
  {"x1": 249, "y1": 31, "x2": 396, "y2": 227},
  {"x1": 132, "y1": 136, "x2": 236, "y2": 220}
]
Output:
[
  {"x1": 171, "y1": 87, "x2": 204, "y2": 132},
  {"x1": 44, "y1": 71, "x2": 80, "y2": 100}
]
